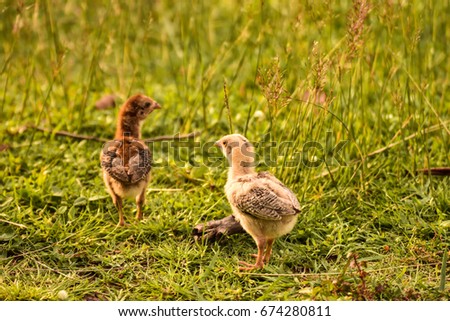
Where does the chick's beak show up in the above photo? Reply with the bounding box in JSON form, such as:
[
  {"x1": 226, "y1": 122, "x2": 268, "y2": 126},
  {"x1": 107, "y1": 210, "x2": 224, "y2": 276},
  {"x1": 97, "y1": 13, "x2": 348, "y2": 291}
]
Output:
[
  {"x1": 214, "y1": 141, "x2": 221, "y2": 148},
  {"x1": 153, "y1": 102, "x2": 161, "y2": 110}
]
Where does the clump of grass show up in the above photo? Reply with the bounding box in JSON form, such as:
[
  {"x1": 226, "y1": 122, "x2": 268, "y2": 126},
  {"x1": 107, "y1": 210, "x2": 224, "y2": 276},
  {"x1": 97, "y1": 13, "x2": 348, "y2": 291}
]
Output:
[
  {"x1": 223, "y1": 78, "x2": 233, "y2": 134},
  {"x1": 346, "y1": 0, "x2": 371, "y2": 60},
  {"x1": 306, "y1": 41, "x2": 331, "y2": 106},
  {"x1": 256, "y1": 57, "x2": 292, "y2": 131}
]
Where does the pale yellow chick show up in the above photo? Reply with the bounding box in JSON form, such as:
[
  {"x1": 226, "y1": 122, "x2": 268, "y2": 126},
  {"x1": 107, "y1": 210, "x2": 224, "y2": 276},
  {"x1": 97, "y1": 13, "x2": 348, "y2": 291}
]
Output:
[{"x1": 215, "y1": 134, "x2": 301, "y2": 270}]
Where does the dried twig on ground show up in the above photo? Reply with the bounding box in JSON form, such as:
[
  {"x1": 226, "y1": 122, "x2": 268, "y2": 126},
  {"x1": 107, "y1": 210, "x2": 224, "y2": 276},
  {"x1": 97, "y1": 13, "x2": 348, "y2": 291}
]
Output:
[
  {"x1": 24, "y1": 125, "x2": 200, "y2": 143},
  {"x1": 316, "y1": 121, "x2": 450, "y2": 179},
  {"x1": 415, "y1": 167, "x2": 450, "y2": 176}
]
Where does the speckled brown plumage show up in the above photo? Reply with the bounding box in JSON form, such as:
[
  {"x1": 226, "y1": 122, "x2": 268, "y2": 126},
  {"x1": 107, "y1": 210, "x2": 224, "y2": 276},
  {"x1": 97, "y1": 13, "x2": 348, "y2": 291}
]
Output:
[
  {"x1": 100, "y1": 94, "x2": 160, "y2": 226},
  {"x1": 216, "y1": 134, "x2": 300, "y2": 270}
]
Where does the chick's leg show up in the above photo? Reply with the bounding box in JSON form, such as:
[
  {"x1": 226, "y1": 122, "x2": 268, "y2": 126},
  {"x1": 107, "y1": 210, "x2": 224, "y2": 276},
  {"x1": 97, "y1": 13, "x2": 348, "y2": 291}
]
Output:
[
  {"x1": 250, "y1": 238, "x2": 275, "y2": 263},
  {"x1": 239, "y1": 238, "x2": 266, "y2": 271},
  {"x1": 263, "y1": 238, "x2": 275, "y2": 263},
  {"x1": 136, "y1": 188, "x2": 146, "y2": 221},
  {"x1": 113, "y1": 196, "x2": 125, "y2": 226}
]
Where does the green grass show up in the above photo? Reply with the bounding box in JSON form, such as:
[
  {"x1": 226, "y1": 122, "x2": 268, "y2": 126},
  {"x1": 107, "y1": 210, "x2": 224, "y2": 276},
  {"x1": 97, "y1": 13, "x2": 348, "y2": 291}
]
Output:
[{"x1": 1, "y1": 0, "x2": 449, "y2": 300}]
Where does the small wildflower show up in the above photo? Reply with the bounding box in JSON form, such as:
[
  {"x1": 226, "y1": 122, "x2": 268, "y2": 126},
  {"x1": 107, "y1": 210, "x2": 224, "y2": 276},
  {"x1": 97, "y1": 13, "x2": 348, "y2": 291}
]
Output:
[{"x1": 253, "y1": 110, "x2": 265, "y2": 120}]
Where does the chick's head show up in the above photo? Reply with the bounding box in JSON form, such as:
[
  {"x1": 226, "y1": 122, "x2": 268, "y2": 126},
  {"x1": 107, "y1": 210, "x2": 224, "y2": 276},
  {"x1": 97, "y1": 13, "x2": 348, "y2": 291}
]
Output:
[
  {"x1": 215, "y1": 134, "x2": 256, "y2": 168},
  {"x1": 126, "y1": 94, "x2": 161, "y2": 120}
]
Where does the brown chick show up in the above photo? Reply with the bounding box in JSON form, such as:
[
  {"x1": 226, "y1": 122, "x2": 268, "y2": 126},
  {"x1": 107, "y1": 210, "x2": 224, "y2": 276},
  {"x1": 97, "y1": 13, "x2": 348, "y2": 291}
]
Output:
[
  {"x1": 215, "y1": 134, "x2": 300, "y2": 271},
  {"x1": 101, "y1": 94, "x2": 161, "y2": 226}
]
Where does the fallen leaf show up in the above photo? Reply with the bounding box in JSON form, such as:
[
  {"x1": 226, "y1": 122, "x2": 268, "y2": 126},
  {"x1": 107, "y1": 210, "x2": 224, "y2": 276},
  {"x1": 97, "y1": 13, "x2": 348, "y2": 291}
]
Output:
[
  {"x1": 0, "y1": 144, "x2": 10, "y2": 152},
  {"x1": 95, "y1": 94, "x2": 117, "y2": 110}
]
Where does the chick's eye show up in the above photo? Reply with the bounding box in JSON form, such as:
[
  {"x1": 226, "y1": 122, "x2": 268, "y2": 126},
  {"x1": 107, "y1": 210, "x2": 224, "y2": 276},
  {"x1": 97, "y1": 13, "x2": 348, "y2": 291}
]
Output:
[
  {"x1": 223, "y1": 141, "x2": 227, "y2": 146},
  {"x1": 144, "y1": 102, "x2": 151, "y2": 108}
]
